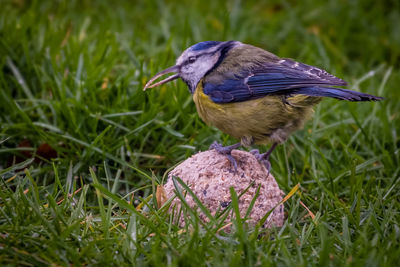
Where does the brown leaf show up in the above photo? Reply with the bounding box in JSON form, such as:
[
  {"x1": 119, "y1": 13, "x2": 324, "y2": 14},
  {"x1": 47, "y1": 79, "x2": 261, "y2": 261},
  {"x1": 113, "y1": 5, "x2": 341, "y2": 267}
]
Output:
[
  {"x1": 156, "y1": 185, "x2": 167, "y2": 209},
  {"x1": 36, "y1": 143, "x2": 57, "y2": 161}
]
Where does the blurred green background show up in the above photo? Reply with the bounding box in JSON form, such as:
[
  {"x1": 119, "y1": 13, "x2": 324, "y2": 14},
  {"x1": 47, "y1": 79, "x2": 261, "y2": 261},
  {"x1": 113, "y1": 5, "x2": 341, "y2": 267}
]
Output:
[{"x1": 0, "y1": 0, "x2": 399, "y2": 265}]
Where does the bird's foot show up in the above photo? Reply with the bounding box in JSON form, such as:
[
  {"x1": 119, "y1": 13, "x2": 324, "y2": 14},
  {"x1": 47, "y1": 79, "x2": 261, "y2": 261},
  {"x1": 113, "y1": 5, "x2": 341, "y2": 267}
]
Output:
[
  {"x1": 250, "y1": 149, "x2": 272, "y2": 174},
  {"x1": 250, "y1": 143, "x2": 277, "y2": 175},
  {"x1": 210, "y1": 141, "x2": 241, "y2": 171}
]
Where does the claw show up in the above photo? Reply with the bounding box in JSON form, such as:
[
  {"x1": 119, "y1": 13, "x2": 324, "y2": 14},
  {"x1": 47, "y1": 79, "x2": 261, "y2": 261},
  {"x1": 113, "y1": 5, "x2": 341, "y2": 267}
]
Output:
[
  {"x1": 250, "y1": 149, "x2": 262, "y2": 160},
  {"x1": 226, "y1": 154, "x2": 238, "y2": 171},
  {"x1": 209, "y1": 141, "x2": 222, "y2": 151},
  {"x1": 210, "y1": 142, "x2": 241, "y2": 171},
  {"x1": 250, "y1": 144, "x2": 278, "y2": 176},
  {"x1": 251, "y1": 149, "x2": 272, "y2": 174}
]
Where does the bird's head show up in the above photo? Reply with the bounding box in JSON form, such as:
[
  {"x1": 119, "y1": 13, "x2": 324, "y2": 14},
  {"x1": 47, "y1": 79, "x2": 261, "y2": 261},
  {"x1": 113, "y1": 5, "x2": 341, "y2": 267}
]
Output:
[{"x1": 144, "y1": 41, "x2": 240, "y2": 93}]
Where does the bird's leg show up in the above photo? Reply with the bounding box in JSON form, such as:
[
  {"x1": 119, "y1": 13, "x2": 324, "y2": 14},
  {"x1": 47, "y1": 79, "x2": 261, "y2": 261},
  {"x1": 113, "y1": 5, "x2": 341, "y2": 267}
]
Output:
[
  {"x1": 262, "y1": 143, "x2": 278, "y2": 161},
  {"x1": 209, "y1": 141, "x2": 241, "y2": 171},
  {"x1": 250, "y1": 143, "x2": 278, "y2": 173}
]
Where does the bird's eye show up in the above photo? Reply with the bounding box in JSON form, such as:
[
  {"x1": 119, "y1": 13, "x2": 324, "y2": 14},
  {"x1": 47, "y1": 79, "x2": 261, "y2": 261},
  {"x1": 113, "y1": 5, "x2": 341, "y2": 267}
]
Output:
[{"x1": 188, "y1": 56, "x2": 197, "y2": 63}]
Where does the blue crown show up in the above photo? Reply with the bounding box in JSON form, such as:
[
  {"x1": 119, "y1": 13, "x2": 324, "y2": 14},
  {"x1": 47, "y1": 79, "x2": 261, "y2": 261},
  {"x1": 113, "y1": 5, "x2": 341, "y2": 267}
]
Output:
[{"x1": 190, "y1": 41, "x2": 221, "y2": 51}]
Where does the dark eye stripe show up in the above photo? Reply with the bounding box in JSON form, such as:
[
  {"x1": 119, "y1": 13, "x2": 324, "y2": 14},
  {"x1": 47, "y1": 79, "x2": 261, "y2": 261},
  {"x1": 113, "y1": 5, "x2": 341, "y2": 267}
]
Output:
[{"x1": 188, "y1": 56, "x2": 196, "y2": 63}]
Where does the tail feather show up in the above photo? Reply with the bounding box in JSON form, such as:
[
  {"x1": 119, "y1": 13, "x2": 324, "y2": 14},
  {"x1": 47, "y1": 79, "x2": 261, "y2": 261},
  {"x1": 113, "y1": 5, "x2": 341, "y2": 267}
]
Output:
[{"x1": 292, "y1": 87, "x2": 383, "y2": 101}]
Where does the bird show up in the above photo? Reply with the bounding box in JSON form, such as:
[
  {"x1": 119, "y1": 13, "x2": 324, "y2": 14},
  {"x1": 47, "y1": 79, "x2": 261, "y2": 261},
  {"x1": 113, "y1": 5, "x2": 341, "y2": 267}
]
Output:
[{"x1": 144, "y1": 41, "x2": 383, "y2": 171}]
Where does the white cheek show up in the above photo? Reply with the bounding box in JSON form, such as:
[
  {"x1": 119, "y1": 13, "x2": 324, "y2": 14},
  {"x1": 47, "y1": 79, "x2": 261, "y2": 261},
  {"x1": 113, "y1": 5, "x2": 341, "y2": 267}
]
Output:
[{"x1": 194, "y1": 60, "x2": 214, "y2": 75}]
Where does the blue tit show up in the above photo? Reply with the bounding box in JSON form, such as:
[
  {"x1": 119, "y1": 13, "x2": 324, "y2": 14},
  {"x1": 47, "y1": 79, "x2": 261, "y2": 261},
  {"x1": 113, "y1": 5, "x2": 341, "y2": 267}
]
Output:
[{"x1": 144, "y1": 41, "x2": 382, "y2": 170}]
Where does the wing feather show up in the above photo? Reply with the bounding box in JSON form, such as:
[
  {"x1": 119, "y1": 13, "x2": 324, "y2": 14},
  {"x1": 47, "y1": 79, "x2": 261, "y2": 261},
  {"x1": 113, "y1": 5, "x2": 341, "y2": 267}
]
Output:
[{"x1": 203, "y1": 59, "x2": 354, "y2": 103}]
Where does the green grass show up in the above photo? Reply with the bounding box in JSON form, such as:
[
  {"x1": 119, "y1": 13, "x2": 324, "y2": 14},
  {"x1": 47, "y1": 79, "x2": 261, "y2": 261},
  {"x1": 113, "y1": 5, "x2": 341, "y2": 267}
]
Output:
[{"x1": 1, "y1": 0, "x2": 399, "y2": 265}]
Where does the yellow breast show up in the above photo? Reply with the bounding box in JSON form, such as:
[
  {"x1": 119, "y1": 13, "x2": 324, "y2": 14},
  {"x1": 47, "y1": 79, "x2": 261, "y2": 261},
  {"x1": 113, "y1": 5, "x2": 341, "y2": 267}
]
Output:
[{"x1": 193, "y1": 81, "x2": 320, "y2": 145}]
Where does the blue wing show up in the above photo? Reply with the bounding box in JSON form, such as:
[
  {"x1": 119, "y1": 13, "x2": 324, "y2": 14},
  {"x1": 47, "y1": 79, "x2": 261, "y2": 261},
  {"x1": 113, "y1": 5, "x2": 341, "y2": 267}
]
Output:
[{"x1": 203, "y1": 59, "x2": 381, "y2": 103}]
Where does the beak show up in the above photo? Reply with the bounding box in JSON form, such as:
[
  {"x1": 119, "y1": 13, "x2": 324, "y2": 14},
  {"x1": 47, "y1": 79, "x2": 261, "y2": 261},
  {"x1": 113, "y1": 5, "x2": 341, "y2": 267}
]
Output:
[{"x1": 143, "y1": 65, "x2": 180, "y2": 90}]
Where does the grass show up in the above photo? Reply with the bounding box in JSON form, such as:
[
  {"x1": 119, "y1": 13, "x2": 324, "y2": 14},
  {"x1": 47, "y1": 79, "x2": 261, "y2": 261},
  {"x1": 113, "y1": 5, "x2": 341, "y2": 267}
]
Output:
[{"x1": 0, "y1": 0, "x2": 399, "y2": 265}]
